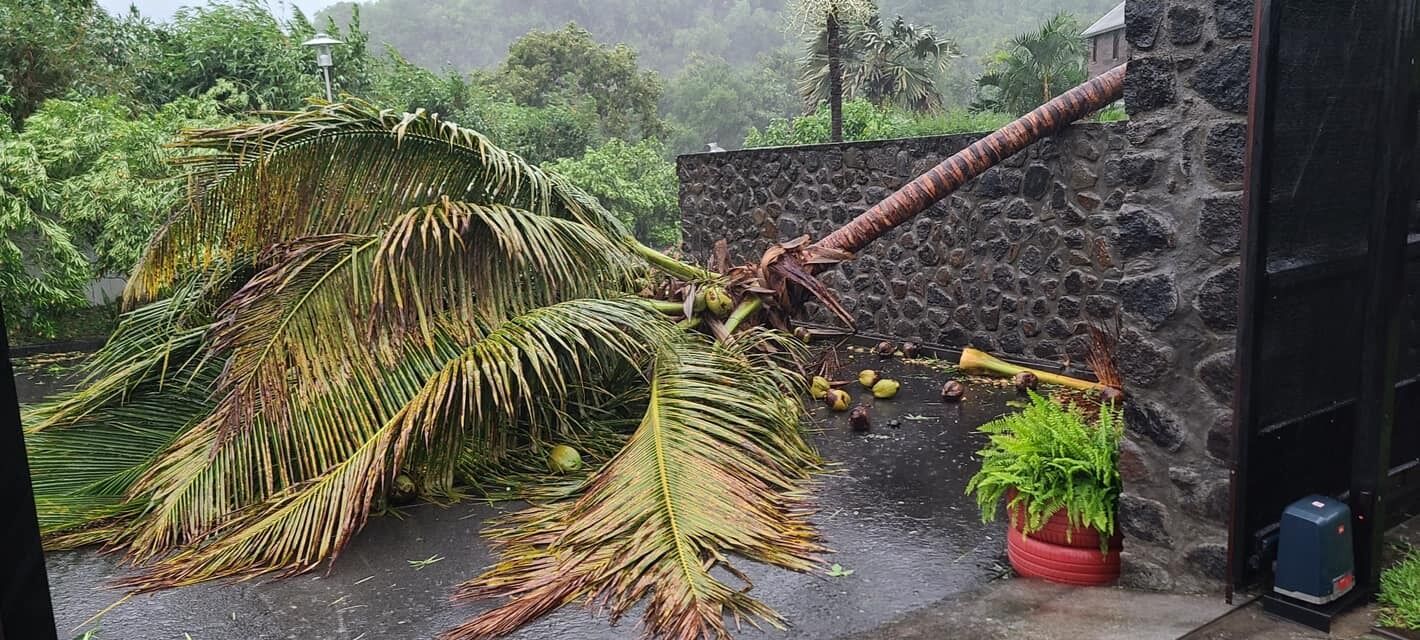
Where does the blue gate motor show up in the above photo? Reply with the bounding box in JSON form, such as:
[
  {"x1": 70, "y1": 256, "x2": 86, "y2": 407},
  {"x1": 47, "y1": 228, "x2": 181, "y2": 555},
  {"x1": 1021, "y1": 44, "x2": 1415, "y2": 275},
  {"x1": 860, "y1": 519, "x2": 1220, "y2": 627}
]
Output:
[{"x1": 1273, "y1": 495, "x2": 1355, "y2": 604}]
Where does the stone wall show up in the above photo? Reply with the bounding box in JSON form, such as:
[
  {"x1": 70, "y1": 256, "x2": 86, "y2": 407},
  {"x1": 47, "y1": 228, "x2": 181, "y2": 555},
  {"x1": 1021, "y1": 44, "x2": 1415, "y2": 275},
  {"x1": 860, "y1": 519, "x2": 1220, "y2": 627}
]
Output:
[
  {"x1": 1113, "y1": 0, "x2": 1250, "y2": 592},
  {"x1": 679, "y1": 124, "x2": 1138, "y2": 368}
]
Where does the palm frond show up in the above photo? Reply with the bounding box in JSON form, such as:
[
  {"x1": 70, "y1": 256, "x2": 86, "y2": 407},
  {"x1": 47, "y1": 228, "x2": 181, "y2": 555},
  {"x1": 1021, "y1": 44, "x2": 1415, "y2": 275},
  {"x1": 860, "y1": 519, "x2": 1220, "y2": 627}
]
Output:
[
  {"x1": 119, "y1": 298, "x2": 674, "y2": 588},
  {"x1": 26, "y1": 360, "x2": 220, "y2": 546},
  {"x1": 445, "y1": 334, "x2": 820, "y2": 640},
  {"x1": 26, "y1": 267, "x2": 230, "y2": 432},
  {"x1": 127, "y1": 100, "x2": 630, "y2": 303}
]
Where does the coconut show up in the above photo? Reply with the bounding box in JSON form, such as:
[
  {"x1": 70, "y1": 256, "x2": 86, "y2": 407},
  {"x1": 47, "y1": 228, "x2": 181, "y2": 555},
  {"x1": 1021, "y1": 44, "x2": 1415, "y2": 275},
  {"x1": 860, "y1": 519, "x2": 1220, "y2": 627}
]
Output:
[
  {"x1": 1013, "y1": 371, "x2": 1039, "y2": 393},
  {"x1": 858, "y1": 369, "x2": 880, "y2": 388},
  {"x1": 824, "y1": 389, "x2": 851, "y2": 411},
  {"x1": 901, "y1": 342, "x2": 921, "y2": 358},
  {"x1": 875, "y1": 341, "x2": 896, "y2": 357},
  {"x1": 941, "y1": 380, "x2": 966, "y2": 402},
  {"x1": 849, "y1": 404, "x2": 871, "y2": 432},
  {"x1": 704, "y1": 286, "x2": 733, "y2": 317},
  {"x1": 1098, "y1": 386, "x2": 1125, "y2": 405},
  {"x1": 548, "y1": 444, "x2": 583, "y2": 474},
  {"x1": 390, "y1": 473, "x2": 417, "y2": 505},
  {"x1": 871, "y1": 379, "x2": 900, "y2": 399},
  {"x1": 811, "y1": 375, "x2": 832, "y2": 399}
]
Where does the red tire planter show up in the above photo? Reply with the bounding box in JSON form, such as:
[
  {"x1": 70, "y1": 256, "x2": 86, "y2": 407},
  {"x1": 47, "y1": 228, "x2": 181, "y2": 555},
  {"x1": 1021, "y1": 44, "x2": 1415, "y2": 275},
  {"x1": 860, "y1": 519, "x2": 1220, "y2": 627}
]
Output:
[
  {"x1": 1002, "y1": 490, "x2": 1121, "y2": 586},
  {"x1": 1006, "y1": 499, "x2": 1122, "y2": 549},
  {"x1": 1003, "y1": 489, "x2": 1122, "y2": 549},
  {"x1": 1007, "y1": 526, "x2": 1121, "y2": 585}
]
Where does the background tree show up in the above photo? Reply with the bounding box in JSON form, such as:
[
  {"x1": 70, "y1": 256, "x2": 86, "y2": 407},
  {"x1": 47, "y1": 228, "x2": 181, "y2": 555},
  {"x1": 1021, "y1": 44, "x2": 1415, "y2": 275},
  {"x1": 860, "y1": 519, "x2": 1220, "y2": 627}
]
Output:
[
  {"x1": 544, "y1": 138, "x2": 680, "y2": 246},
  {"x1": 661, "y1": 52, "x2": 799, "y2": 154},
  {"x1": 368, "y1": 47, "x2": 474, "y2": 115},
  {"x1": 973, "y1": 12, "x2": 1086, "y2": 115},
  {"x1": 0, "y1": 88, "x2": 235, "y2": 333},
  {"x1": 462, "y1": 96, "x2": 603, "y2": 164},
  {"x1": 498, "y1": 24, "x2": 666, "y2": 141},
  {"x1": 787, "y1": 0, "x2": 875, "y2": 142},
  {"x1": 0, "y1": 0, "x2": 138, "y2": 124},
  {"x1": 800, "y1": 13, "x2": 958, "y2": 114}
]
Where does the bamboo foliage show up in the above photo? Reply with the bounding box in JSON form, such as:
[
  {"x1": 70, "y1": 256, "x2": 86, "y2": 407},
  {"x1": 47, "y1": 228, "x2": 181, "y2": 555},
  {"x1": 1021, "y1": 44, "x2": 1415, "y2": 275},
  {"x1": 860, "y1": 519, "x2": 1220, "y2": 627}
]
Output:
[{"x1": 27, "y1": 99, "x2": 822, "y2": 640}]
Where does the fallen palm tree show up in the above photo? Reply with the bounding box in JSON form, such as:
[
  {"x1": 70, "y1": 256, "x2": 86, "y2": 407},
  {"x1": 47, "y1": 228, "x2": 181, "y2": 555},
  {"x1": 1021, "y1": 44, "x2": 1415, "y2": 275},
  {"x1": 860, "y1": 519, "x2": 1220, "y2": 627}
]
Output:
[{"x1": 28, "y1": 64, "x2": 1125, "y2": 640}]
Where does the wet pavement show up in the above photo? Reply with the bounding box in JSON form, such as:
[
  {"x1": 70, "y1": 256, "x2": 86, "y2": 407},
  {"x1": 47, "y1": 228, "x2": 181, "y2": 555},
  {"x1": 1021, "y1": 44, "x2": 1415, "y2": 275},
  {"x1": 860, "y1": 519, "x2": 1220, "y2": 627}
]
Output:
[{"x1": 27, "y1": 348, "x2": 1231, "y2": 639}]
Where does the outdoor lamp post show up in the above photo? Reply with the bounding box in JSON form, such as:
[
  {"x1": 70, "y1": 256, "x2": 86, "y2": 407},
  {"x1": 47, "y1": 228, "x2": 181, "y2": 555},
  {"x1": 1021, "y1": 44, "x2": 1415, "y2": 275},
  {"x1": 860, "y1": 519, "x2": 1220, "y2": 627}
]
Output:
[{"x1": 301, "y1": 32, "x2": 344, "y2": 101}]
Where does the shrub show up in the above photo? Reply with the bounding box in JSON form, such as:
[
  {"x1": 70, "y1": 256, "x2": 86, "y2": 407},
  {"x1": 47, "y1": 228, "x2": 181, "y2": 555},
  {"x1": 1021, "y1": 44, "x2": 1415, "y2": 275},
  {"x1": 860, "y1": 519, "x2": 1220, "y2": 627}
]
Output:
[
  {"x1": 743, "y1": 98, "x2": 1011, "y2": 147},
  {"x1": 965, "y1": 391, "x2": 1122, "y2": 545}
]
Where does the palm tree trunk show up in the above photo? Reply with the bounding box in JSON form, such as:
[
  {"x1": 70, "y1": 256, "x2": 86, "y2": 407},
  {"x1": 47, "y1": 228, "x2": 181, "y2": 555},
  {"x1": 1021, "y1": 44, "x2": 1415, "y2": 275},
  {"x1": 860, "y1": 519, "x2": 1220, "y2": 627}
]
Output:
[
  {"x1": 811, "y1": 63, "x2": 1125, "y2": 260},
  {"x1": 827, "y1": 8, "x2": 844, "y2": 143}
]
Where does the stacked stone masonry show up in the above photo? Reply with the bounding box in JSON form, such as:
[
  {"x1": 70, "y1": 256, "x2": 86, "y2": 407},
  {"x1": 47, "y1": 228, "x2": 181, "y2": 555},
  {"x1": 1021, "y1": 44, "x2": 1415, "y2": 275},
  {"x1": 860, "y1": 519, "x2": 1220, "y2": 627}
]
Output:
[
  {"x1": 677, "y1": 0, "x2": 1250, "y2": 596},
  {"x1": 679, "y1": 123, "x2": 1134, "y2": 368},
  {"x1": 1116, "y1": 0, "x2": 1248, "y2": 593}
]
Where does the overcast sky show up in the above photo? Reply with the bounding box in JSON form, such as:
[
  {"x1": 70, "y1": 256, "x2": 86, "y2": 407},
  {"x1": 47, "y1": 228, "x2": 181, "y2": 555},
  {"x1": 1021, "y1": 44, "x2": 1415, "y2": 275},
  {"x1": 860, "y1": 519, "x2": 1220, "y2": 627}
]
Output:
[{"x1": 98, "y1": 0, "x2": 344, "y2": 21}]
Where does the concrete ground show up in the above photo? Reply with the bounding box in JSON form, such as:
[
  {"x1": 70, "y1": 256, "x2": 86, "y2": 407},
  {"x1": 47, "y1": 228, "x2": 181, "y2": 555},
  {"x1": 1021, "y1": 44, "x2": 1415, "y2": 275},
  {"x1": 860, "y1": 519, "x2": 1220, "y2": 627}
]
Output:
[
  {"x1": 1183, "y1": 599, "x2": 1383, "y2": 640},
  {"x1": 25, "y1": 348, "x2": 1230, "y2": 639},
  {"x1": 1182, "y1": 517, "x2": 1420, "y2": 640}
]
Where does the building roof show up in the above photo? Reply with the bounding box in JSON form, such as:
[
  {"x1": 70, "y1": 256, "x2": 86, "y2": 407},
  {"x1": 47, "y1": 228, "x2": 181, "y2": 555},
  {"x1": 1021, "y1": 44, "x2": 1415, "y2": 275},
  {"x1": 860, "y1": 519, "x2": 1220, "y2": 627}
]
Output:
[{"x1": 1081, "y1": 1, "x2": 1126, "y2": 37}]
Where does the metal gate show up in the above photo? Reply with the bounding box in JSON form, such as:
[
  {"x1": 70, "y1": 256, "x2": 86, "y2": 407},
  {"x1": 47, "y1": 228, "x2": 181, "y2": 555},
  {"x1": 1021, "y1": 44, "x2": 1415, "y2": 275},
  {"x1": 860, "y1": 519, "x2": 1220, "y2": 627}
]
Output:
[{"x1": 1229, "y1": 0, "x2": 1420, "y2": 593}]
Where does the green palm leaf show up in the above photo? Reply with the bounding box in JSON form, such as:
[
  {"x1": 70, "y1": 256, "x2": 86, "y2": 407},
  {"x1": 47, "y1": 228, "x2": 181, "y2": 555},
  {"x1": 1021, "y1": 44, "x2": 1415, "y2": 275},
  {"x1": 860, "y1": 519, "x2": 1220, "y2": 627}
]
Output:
[
  {"x1": 119, "y1": 297, "x2": 673, "y2": 588},
  {"x1": 127, "y1": 100, "x2": 629, "y2": 303},
  {"x1": 445, "y1": 335, "x2": 821, "y2": 640}
]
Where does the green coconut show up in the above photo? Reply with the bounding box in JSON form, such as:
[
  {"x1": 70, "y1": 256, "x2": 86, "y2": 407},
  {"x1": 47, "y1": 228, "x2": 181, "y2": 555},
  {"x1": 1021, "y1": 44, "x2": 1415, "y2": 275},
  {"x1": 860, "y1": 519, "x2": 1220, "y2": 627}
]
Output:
[
  {"x1": 871, "y1": 379, "x2": 901, "y2": 399},
  {"x1": 548, "y1": 444, "x2": 584, "y2": 474}
]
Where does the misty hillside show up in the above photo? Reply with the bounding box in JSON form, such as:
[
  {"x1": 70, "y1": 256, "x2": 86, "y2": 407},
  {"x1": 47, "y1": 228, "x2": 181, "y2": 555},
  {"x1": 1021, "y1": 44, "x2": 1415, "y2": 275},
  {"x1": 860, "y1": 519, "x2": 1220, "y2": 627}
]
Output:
[{"x1": 318, "y1": 0, "x2": 1119, "y2": 75}]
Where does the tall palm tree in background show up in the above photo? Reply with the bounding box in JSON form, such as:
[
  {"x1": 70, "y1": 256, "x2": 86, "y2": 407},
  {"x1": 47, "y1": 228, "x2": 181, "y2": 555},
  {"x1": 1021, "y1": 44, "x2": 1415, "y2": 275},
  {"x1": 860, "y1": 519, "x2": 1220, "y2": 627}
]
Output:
[
  {"x1": 801, "y1": 14, "x2": 959, "y2": 113},
  {"x1": 974, "y1": 12, "x2": 1087, "y2": 116},
  {"x1": 27, "y1": 63, "x2": 1128, "y2": 640},
  {"x1": 788, "y1": 0, "x2": 875, "y2": 142}
]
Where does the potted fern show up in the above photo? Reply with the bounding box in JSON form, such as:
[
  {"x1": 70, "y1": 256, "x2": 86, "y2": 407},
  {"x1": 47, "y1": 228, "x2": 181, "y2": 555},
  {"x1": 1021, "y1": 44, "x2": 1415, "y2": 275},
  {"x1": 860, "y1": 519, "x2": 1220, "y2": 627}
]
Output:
[{"x1": 966, "y1": 392, "x2": 1124, "y2": 585}]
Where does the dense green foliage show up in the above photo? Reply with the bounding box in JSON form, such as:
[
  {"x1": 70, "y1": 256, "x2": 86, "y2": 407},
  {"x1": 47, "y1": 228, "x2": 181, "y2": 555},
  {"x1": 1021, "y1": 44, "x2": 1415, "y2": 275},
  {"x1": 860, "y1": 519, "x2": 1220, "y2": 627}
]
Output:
[
  {"x1": 0, "y1": 0, "x2": 141, "y2": 124},
  {"x1": 545, "y1": 139, "x2": 680, "y2": 247},
  {"x1": 497, "y1": 24, "x2": 665, "y2": 141},
  {"x1": 1382, "y1": 546, "x2": 1420, "y2": 630},
  {"x1": 965, "y1": 392, "x2": 1123, "y2": 547},
  {"x1": 974, "y1": 13, "x2": 1088, "y2": 115},
  {"x1": 661, "y1": 53, "x2": 800, "y2": 155},
  {"x1": 744, "y1": 98, "x2": 1012, "y2": 147},
  {"x1": 0, "y1": 90, "x2": 235, "y2": 333}
]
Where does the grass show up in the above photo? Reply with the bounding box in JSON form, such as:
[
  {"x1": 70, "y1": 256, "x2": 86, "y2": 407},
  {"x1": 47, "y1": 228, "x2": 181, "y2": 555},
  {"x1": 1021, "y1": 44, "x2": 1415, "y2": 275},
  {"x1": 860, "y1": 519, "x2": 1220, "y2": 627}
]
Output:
[{"x1": 1380, "y1": 545, "x2": 1420, "y2": 629}]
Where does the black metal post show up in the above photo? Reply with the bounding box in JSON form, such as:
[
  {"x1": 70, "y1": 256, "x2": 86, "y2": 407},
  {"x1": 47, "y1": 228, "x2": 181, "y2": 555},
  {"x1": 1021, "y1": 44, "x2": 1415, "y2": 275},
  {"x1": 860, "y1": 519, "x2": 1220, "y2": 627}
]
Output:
[
  {"x1": 0, "y1": 304, "x2": 57, "y2": 639},
  {"x1": 1227, "y1": 0, "x2": 1281, "y2": 598},
  {"x1": 1350, "y1": 0, "x2": 1419, "y2": 590}
]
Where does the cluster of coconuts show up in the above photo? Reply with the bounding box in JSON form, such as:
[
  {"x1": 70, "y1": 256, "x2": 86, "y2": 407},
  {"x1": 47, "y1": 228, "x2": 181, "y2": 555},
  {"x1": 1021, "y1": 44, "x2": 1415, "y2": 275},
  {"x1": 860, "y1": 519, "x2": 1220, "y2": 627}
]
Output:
[{"x1": 810, "y1": 362, "x2": 905, "y2": 432}]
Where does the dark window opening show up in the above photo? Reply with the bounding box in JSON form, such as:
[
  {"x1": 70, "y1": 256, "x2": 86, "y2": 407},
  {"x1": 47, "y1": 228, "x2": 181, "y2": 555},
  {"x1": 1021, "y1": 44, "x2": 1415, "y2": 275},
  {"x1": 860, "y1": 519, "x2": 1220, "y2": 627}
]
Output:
[
  {"x1": 1092, "y1": 36, "x2": 1098, "y2": 62},
  {"x1": 1112, "y1": 32, "x2": 1120, "y2": 59}
]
